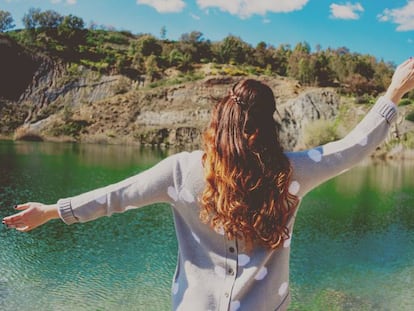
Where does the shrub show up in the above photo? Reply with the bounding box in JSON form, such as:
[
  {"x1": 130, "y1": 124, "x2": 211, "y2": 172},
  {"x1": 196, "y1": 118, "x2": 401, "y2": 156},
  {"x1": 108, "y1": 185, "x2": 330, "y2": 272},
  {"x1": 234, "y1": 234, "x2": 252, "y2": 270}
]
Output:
[
  {"x1": 399, "y1": 98, "x2": 412, "y2": 106},
  {"x1": 14, "y1": 126, "x2": 44, "y2": 141},
  {"x1": 112, "y1": 76, "x2": 131, "y2": 94},
  {"x1": 302, "y1": 119, "x2": 339, "y2": 148},
  {"x1": 405, "y1": 111, "x2": 414, "y2": 122},
  {"x1": 48, "y1": 119, "x2": 89, "y2": 137},
  {"x1": 355, "y1": 94, "x2": 375, "y2": 105}
]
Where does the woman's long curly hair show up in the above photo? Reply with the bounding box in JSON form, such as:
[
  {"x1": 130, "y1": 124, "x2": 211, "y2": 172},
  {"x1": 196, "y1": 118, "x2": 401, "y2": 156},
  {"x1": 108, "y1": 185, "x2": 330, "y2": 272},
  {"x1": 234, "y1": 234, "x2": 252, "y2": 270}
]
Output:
[{"x1": 200, "y1": 79, "x2": 299, "y2": 249}]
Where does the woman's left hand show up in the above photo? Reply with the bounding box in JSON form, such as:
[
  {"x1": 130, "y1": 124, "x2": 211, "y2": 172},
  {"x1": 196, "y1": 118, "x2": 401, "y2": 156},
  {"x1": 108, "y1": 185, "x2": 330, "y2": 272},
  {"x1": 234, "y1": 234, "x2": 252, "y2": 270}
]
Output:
[{"x1": 2, "y1": 203, "x2": 59, "y2": 232}]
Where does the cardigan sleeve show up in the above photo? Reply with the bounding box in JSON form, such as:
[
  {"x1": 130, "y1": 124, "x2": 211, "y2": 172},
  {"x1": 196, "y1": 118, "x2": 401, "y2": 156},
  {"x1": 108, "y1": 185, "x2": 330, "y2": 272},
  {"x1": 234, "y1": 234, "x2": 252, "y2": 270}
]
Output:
[
  {"x1": 287, "y1": 96, "x2": 398, "y2": 197},
  {"x1": 57, "y1": 152, "x2": 187, "y2": 225}
]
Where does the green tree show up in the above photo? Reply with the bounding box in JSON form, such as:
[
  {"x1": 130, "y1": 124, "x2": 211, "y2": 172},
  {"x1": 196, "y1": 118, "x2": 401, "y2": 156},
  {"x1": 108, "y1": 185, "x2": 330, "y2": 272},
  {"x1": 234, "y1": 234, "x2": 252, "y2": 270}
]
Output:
[
  {"x1": 136, "y1": 34, "x2": 162, "y2": 57},
  {"x1": 287, "y1": 42, "x2": 311, "y2": 82},
  {"x1": 372, "y1": 60, "x2": 393, "y2": 94},
  {"x1": 217, "y1": 35, "x2": 252, "y2": 64},
  {"x1": 22, "y1": 8, "x2": 41, "y2": 29},
  {"x1": 253, "y1": 41, "x2": 269, "y2": 67},
  {"x1": 37, "y1": 10, "x2": 63, "y2": 28},
  {"x1": 354, "y1": 55, "x2": 375, "y2": 80},
  {"x1": 160, "y1": 25, "x2": 167, "y2": 40},
  {"x1": 269, "y1": 44, "x2": 290, "y2": 76},
  {"x1": 178, "y1": 31, "x2": 212, "y2": 64},
  {"x1": 23, "y1": 8, "x2": 63, "y2": 30},
  {"x1": 312, "y1": 52, "x2": 335, "y2": 86},
  {"x1": 0, "y1": 10, "x2": 15, "y2": 32},
  {"x1": 298, "y1": 57, "x2": 314, "y2": 84},
  {"x1": 145, "y1": 54, "x2": 160, "y2": 80},
  {"x1": 57, "y1": 14, "x2": 86, "y2": 59},
  {"x1": 59, "y1": 14, "x2": 84, "y2": 32}
]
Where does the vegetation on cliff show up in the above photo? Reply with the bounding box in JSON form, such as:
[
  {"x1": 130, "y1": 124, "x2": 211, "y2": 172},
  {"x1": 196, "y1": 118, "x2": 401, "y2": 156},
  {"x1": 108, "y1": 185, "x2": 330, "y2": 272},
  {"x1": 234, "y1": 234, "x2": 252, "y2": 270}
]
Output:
[
  {"x1": 0, "y1": 8, "x2": 414, "y2": 156},
  {"x1": 2, "y1": 7, "x2": 413, "y2": 97}
]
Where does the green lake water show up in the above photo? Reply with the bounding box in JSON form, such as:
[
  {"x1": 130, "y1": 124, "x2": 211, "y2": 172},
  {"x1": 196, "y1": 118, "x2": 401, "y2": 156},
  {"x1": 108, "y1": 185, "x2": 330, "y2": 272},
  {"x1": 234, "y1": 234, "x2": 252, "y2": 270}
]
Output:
[{"x1": 0, "y1": 140, "x2": 413, "y2": 311}]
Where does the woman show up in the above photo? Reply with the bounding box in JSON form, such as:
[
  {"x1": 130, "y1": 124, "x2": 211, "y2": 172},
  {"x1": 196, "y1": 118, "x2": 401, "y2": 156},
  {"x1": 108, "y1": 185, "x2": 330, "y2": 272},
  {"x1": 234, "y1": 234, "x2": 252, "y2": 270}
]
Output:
[{"x1": 3, "y1": 58, "x2": 414, "y2": 311}]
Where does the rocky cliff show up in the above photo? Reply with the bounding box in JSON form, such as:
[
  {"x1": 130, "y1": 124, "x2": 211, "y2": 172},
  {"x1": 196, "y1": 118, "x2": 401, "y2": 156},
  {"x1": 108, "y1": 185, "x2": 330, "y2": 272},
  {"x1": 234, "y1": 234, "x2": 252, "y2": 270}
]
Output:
[{"x1": 1, "y1": 35, "x2": 410, "y2": 154}]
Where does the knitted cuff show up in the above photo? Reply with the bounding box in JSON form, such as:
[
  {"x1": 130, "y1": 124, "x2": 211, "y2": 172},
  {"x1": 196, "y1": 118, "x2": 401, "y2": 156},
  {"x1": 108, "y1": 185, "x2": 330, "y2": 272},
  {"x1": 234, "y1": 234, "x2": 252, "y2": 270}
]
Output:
[
  {"x1": 57, "y1": 198, "x2": 78, "y2": 225},
  {"x1": 374, "y1": 96, "x2": 398, "y2": 124}
]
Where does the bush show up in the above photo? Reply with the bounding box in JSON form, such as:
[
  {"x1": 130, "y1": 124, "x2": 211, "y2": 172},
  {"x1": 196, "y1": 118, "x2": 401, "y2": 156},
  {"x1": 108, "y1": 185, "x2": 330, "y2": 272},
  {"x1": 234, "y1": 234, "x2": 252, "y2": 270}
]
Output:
[
  {"x1": 302, "y1": 119, "x2": 339, "y2": 147},
  {"x1": 399, "y1": 98, "x2": 412, "y2": 106},
  {"x1": 48, "y1": 119, "x2": 89, "y2": 137},
  {"x1": 14, "y1": 126, "x2": 44, "y2": 141},
  {"x1": 405, "y1": 111, "x2": 414, "y2": 122},
  {"x1": 112, "y1": 76, "x2": 131, "y2": 94},
  {"x1": 355, "y1": 94, "x2": 375, "y2": 105}
]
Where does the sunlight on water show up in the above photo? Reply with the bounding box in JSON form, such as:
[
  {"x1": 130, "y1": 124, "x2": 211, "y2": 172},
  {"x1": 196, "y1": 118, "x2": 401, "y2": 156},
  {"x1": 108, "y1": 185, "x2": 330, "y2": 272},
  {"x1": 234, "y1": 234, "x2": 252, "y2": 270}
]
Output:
[{"x1": 1, "y1": 141, "x2": 413, "y2": 311}]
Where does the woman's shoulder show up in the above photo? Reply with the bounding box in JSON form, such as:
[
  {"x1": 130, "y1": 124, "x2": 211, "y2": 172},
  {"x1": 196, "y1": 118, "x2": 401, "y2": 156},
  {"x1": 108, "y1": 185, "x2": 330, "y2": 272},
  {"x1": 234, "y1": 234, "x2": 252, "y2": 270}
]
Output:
[{"x1": 172, "y1": 150, "x2": 204, "y2": 167}]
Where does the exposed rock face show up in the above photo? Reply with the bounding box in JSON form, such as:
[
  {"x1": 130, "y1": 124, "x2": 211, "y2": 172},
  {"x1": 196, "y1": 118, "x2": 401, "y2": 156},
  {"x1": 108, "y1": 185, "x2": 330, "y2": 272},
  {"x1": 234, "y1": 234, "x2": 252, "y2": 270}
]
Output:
[
  {"x1": 0, "y1": 36, "x2": 341, "y2": 150},
  {"x1": 0, "y1": 35, "x2": 40, "y2": 101},
  {"x1": 277, "y1": 89, "x2": 340, "y2": 150},
  {"x1": 122, "y1": 77, "x2": 340, "y2": 149}
]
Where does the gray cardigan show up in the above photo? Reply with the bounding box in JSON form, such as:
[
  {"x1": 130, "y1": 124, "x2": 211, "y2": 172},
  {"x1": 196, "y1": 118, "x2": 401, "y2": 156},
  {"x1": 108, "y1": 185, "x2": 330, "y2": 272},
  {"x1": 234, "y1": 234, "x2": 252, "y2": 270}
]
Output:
[{"x1": 58, "y1": 96, "x2": 397, "y2": 311}]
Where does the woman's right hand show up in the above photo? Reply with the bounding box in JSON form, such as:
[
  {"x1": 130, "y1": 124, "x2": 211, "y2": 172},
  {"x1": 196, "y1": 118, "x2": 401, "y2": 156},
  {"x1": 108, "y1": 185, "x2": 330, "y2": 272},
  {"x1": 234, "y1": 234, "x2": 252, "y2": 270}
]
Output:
[
  {"x1": 385, "y1": 57, "x2": 414, "y2": 104},
  {"x1": 2, "y1": 203, "x2": 59, "y2": 232}
]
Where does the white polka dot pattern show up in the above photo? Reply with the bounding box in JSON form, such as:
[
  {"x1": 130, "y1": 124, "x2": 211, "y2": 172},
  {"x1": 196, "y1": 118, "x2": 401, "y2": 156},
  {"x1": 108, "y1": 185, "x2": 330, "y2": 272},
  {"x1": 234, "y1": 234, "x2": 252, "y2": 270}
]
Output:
[
  {"x1": 358, "y1": 136, "x2": 368, "y2": 146},
  {"x1": 307, "y1": 149, "x2": 322, "y2": 162},
  {"x1": 254, "y1": 267, "x2": 268, "y2": 280},
  {"x1": 180, "y1": 188, "x2": 195, "y2": 203},
  {"x1": 172, "y1": 282, "x2": 179, "y2": 295},
  {"x1": 283, "y1": 236, "x2": 292, "y2": 248},
  {"x1": 238, "y1": 254, "x2": 250, "y2": 267},
  {"x1": 278, "y1": 282, "x2": 288, "y2": 296},
  {"x1": 215, "y1": 226, "x2": 225, "y2": 235},
  {"x1": 288, "y1": 181, "x2": 300, "y2": 195},
  {"x1": 96, "y1": 195, "x2": 106, "y2": 204},
  {"x1": 230, "y1": 300, "x2": 241, "y2": 311}
]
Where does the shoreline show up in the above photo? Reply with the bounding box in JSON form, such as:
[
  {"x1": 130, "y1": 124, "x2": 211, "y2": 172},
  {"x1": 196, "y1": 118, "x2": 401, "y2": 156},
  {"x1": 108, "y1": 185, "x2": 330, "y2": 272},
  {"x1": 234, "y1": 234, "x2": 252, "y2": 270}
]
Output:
[{"x1": 2, "y1": 137, "x2": 414, "y2": 161}]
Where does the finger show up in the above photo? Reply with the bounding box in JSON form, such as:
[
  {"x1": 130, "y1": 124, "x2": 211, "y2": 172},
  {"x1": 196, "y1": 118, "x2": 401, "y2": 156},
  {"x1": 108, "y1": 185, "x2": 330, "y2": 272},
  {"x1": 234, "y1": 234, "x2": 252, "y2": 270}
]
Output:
[
  {"x1": 14, "y1": 203, "x2": 32, "y2": 211},
  {"x1": 16, "y1": 225, "x2": 31, "y2": 232},
  {"x1": 2, "y1": 220, "x2": 26, "y2": 228},
  {"x1": 2, "y1": 213, "x2": 24, "y2": 223}
]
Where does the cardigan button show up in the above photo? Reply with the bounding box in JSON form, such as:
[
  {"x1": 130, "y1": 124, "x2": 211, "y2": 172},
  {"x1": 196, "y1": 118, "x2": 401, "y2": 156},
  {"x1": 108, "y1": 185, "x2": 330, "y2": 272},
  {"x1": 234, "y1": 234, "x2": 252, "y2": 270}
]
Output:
[{"x1": 229, "y1": 246, "x2": 235, "y2": 253}]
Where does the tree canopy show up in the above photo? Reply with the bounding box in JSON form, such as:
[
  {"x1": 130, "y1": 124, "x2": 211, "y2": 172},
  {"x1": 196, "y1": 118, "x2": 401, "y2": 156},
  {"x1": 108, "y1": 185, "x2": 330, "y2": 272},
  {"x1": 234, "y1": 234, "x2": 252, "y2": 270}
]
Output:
[{"x1": 3, "y1": 8, "x2": 396, "y2": 96}]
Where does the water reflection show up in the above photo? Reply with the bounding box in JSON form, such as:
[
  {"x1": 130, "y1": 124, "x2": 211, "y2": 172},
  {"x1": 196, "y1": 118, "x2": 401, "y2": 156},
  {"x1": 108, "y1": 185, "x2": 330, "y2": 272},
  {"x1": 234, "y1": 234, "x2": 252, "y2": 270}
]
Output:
[
  {"x1": 0, "y1": 141, "x2": 413, "y2": 311},
  {"x1": 292, "y1": 157, "x2": 414, "y2": 311},
  {"x1": 336, "y1": 158, "x2": 414, "y2": 194}
]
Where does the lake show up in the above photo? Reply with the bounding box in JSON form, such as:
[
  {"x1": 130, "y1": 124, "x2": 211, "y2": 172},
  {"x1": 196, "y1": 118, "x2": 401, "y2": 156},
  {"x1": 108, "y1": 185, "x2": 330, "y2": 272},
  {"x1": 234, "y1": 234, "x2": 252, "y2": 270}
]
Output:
[{"x1": 0, "y1": 140, "x2": 413, "y2": 311}]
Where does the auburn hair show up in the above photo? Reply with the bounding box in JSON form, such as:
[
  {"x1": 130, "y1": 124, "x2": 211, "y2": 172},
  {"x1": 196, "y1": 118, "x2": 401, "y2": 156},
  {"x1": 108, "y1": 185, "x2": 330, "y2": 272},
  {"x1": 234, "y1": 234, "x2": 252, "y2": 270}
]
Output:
[{"x1": 200, "y1": 79, "x2": 299, "y2": 249}]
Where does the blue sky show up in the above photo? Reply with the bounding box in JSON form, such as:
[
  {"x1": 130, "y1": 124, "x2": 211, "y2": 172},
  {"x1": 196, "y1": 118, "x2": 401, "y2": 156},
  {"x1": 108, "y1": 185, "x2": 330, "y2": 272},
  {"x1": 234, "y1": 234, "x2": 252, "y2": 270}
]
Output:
[{"x1": 2, "y1": 0, "x2": 414, "y2": 65}]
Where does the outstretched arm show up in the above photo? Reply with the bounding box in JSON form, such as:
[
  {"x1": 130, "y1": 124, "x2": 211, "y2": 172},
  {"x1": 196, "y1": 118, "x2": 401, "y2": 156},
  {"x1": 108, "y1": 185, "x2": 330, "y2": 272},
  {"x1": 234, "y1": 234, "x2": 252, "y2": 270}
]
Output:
[
  {"x1": 2, "y1": 151, "x2": 189, "y2": 232},
  {"x1": 288, "y1": 57, "x2": 414, "y2": 197}
]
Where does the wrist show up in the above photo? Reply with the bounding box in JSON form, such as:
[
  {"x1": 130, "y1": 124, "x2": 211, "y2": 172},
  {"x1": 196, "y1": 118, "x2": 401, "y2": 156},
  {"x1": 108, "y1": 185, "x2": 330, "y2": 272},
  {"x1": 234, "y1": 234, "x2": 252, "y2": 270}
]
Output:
[
  {"x1": 44, "y1": 204, "x2": 59, "y2": 221},
  {"x1": 384, "y1": 87, "x2": 403, "y2": 105}
]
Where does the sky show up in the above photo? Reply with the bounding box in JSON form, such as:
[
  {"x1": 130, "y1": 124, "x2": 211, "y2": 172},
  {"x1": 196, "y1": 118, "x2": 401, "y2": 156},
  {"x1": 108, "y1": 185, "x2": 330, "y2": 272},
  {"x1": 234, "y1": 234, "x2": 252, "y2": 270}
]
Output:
[{"x1": 2, "y1": 0, "x2": 414, "y2": 65}]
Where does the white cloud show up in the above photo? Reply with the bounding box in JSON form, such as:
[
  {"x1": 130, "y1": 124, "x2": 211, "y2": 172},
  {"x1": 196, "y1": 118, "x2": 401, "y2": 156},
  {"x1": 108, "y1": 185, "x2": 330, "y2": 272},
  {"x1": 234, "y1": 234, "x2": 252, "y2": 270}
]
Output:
[
  {"x1": 330, "y1": 2, "x2": 364, "y2": 20},
  {"x1": 377, "y1": 1, "x2": 414, "y2": 31},
  {"x1": 190, "y1": 13, "x2": 201, "y2": 20},
  {"x1": 137, "y1": 0, "x2": 186, "y2": 13},
  {"x1": 50, "y1": 0, "x2": 77, "y2": 4},
  {"x1": 196, "y1": 0, "x2": 309, "y2": 19}
]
